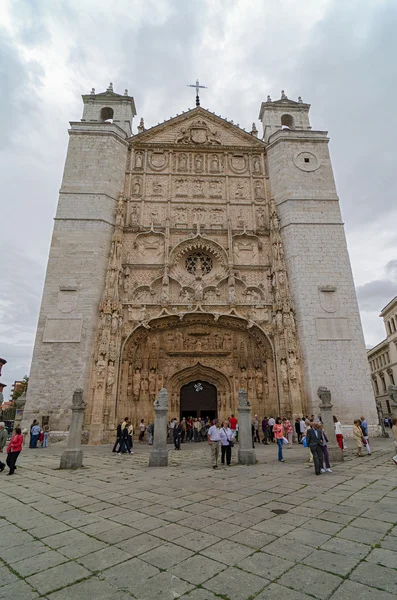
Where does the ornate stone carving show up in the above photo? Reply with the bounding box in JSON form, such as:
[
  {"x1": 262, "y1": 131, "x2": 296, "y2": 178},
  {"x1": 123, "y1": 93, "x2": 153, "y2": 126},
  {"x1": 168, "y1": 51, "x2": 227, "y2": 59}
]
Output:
[{"x1": 176, "y1": 119, "x2": 221, "y2": 145}]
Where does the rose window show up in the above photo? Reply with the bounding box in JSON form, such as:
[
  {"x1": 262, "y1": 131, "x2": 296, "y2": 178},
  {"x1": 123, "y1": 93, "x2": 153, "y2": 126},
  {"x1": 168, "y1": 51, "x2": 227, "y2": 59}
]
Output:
[{"x1": 185, "y1": 252, "x2": 213, "y2": 275}]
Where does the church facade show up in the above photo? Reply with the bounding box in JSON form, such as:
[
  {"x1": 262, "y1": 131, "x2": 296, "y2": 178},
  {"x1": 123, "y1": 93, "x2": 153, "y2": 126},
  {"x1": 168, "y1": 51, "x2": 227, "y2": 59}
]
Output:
[{"x1": 24, "y1": 85, "x2": 377, "y2": 442}]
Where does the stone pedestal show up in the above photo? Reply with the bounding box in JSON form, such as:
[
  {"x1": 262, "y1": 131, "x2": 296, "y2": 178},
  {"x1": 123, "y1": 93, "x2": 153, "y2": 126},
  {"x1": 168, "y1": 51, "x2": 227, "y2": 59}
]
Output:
[
  {"x1": 237, "y1": 389, "x2": 256, "y2": 465},
  {"x1": 60, "y1": 389, "x2": 86, "y2": 469},
  {"x1": 317, "y1": 386, "x2": 343, "y2": 462},
  {"x1": 149, "y1": 388, "x2": 168, "y2": 467}
]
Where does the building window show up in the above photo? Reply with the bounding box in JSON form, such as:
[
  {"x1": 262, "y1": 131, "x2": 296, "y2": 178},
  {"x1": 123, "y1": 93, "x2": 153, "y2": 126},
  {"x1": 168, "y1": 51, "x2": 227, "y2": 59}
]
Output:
[
  {"x1": 100, "y1": 107, "x2": 114, "y2": 122},
  {"x1": 381, "y1": 376, "x2": 387, "y2": 393},
  {"x1": 281, "y1": 114, "x2": 295, "y2": 129},
  {"x1": 389, "y1": 371, "x2": 395, "y2": 386},
  {"x1": 374, "y1": 379, "x2": 379, "y2": 395},
  {"x1": 387, "y1": 321, "x2": 392, "y2": 335},
  {"x1": 185, "y1": 252, "x2": 213, "y2": 275},
  {"x1": 392, "y1": 317, "x2": 396, "y2": 333},
  {"x1": 387, "y1": 400, "x2": 391, "y2": 414}
]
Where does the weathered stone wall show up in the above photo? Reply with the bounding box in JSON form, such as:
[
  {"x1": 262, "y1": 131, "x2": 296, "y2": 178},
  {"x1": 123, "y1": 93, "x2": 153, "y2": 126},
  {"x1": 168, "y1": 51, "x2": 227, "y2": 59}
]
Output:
[{"x1": 266, "y1": 131, "x2": 378, "y2": 434}]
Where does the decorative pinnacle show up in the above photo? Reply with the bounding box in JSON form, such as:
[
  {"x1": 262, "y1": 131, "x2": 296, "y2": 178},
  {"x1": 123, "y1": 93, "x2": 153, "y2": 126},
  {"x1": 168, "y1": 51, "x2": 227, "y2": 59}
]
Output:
[
  {"x1": 107, "y1": 82, "x2": 113, "y2": 92},
  {"x1": 90, "y1": 87, "x2": 95, "y2": 95},
  {"x1": 281, "y1": 90, "x2": 287, "y2": 100},
  {"x1": 124, "y1": 89, "x2": 128, "y2": 96}
]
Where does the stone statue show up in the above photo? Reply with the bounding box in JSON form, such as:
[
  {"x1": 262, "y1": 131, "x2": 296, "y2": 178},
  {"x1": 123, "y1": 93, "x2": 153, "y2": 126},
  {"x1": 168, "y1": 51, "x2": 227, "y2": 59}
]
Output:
[
  {"x1": 135, "y1": 152, "x2": 143, "y2": 168},
  {"x1": 317, "y1": 386, "x2": 332, "y2": 406},
  {"x1": 72, "y1": 388, "x2": 86, "y2": 409},
  {"x1": 154, "y1": 387, "x2": 168, "y2": 409},
  {"x1": 133, "y1": 368, "x2": 141, "y2": 397},
  {"x1": 134, "y1": 180, "x2": 141, "y2": 195},
  {"x1": 254, "y1": 181, "x2": 263, "y2": 199},
  {"x1": 238, "y1": 388, "x2": 251, "y2": 408},
  {"x1": 253, "y1": 158, "x2": 261, "y2": 173},
  {"x1": 388, "y1": 385, "x2": 397, "y2": 406}
]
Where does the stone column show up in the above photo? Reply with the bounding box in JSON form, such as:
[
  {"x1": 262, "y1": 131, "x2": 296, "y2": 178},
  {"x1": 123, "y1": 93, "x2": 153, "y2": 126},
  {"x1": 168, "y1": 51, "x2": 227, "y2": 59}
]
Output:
[
  {"x1": 149, "y1": 388, "x2": 168, "y2": 467},
  {"x1": 60, "y1": 389, "x2": 86, "y2": 469},
  {"x1": 317, "y1": 386, "x2": 343, "y2": 462},
  {"x1": 237, "y1": 389, "x2": 256, "y2": 465}
]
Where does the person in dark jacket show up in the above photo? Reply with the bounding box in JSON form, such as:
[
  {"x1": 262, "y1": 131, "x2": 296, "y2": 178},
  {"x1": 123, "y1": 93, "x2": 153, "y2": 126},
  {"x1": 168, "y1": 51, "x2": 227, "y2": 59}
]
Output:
[
  {"x1": 118, "y1": 422, "x2": 133, "y2": 455},
  {"x1": 173, "y1": 420, "x2": 182, "y2": 450},
  {"x1": 306, "y1": 422, "x2": 324, "y2": 475},
  {"x1": 112, "y1": 422, "x2": 122, "y2": 453}
]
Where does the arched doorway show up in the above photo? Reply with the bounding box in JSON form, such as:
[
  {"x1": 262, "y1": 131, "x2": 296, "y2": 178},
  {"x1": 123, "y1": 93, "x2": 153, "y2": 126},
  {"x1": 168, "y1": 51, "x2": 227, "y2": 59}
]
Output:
[{"x1": 180, "y1": 380, "x2": 217, "y2": 420}]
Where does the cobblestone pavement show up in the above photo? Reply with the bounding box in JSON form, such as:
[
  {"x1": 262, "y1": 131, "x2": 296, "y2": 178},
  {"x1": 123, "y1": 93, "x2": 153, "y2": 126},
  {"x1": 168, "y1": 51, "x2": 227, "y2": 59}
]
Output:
[{"x1": 0, "y1": 438, "x2": 396, "y2": 600}]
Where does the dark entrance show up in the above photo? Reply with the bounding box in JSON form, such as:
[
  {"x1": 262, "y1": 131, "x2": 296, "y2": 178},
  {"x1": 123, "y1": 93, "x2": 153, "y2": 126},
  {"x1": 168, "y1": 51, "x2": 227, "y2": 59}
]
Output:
[{"x1": 180, "y1": 380, "x2": 217, "y2": 420}]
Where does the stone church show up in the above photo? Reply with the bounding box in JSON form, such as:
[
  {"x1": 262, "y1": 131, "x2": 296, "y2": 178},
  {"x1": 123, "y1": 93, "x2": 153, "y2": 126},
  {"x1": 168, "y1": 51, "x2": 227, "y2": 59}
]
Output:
[{"x1": 24, "y1": 84, "x2": 377, "y2": 442}]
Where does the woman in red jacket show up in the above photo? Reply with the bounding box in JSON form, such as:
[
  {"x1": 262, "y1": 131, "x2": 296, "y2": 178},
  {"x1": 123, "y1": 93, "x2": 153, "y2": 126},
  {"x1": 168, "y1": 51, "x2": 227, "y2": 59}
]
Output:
[{"x1": 2, "y1": 427, "x2": 23, "y2": 475}]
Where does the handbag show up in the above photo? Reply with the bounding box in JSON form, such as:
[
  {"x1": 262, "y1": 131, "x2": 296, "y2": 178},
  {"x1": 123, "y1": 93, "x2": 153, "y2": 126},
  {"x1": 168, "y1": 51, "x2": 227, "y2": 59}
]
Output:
[
  {"x1": 392, "y1": 455, "x2": 397, "y2": 465},
  {"x1": 229, "y1": 439, "x2": 234, "y2": 448},
  {"x1": 282, "y1": 436, "x2": 289, "y2": 444},
  {"x1": 302, "y1": 437, "x2": 308, "y2": 448}
]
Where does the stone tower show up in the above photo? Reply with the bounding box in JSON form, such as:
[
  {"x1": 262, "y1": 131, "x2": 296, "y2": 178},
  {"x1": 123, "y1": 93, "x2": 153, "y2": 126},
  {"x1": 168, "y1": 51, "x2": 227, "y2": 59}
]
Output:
[
  {"x1": 259, "y1": 92, "x2": 377, "y2": 430},
  {"x1": 23, "y1": 84, "x2": 136, "y2": 429}
]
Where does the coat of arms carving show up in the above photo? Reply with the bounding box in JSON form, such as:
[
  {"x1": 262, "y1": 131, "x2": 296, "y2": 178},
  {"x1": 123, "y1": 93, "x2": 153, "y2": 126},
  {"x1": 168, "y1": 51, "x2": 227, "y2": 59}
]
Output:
[{"x1": 176, "y1": 119, "x2": 221, "y2": 145}]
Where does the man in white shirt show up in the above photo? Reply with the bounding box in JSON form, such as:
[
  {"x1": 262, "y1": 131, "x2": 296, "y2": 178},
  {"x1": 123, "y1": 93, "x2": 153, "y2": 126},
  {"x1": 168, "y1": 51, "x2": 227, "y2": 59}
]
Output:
[
  {"x1": 268, "y1": 416, "x2": 275, "y2": 442},
  {"x1": 207, "y1": 419, "x2": 221, "y2": 469}
]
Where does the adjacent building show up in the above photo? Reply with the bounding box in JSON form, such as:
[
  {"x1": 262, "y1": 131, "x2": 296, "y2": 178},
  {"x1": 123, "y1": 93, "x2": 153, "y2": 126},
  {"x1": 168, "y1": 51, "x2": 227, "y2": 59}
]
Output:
[{"x1": 367, "y1": 296, "x2": 397, "y2": 416}]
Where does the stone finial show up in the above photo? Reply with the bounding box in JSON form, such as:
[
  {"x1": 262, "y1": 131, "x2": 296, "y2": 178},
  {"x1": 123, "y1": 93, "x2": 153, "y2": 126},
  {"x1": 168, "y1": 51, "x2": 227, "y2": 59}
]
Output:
[
  {"x1": 317, "y1": 386, "x2": 332, "y2": 407},
  {"x1": 90, "y1": 88, "x2": 95, "y2": 95},
  {"x1": 107, "y1": 82, "x2": 113, "y2": 92},
  {"x1": 298, "y1": 96, "x2": 302, "y2": 103},
  {"x1": 72, "y1": 388, "x2": 86, "y2": 410},
  {"x1": 281, "y1": 90, "x2": 287, "y2": 100},
  {"x1": 124, "y1": 89, "x2": 128, "y2": 96},
  {"x1": 154, "y1": 387, "x2": 168, "y2": 409},
  {"x1": 251, "y1": 122, "x2": 258, "y2": 137},
  {"x1": 267, "y1": 95, "x2": 271, "y2": 102},
  {"x1": 238, "y1": 388, "x2": 251, "y2": 408},
  {"x1": 388, "y1": 385, "x2": 397, "y2": 406}
]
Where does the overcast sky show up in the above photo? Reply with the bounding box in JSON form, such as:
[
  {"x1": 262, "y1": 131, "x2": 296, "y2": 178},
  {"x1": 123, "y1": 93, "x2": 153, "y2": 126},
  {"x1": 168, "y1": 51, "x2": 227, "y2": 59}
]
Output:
[{"x1": 1, "y1": 0, "x2": 396, "y2": 396}]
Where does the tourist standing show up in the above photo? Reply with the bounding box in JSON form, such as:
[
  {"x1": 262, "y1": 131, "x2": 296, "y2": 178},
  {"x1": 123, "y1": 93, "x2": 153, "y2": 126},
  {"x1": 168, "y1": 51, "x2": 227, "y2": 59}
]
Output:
[
  {"x1": 147, "y1": 422, "x2": 154, "y2": 445},
  {"x1": 283, "y1": 417, "x2": 293, "y2": 447},
  {"x1": 194, "y1": 418, "x2": 202, "y2": 442},
  {"x1": 360, "y1": 416, "x2": 371, "y2": 455},
  {"x1": 1, "y1": 427, "x2": 24, "y2": 475},
  {"x1": 229, "y1": 414, "x2": 237, "y2": 439},
  {"x1": 219, "y1": 420, "x2": 234, "y2": 466},
  {"x1": 392, "y1": 418, "x2": 397, "y2": 449},
  {"x1": 173, "y1": 420, "x2": 182, "y2": 450},
  {"x1": 42, "y1": 424, "x2": 50, "y2": 448},
  {"x1": 273, "y1": 417, "x2": 284, "y2": 462},
  {"x1": 180, "y1": 418, "x2": 186, "y2": 443},
  {"x1": 253, "y1": 415, "x2": 260, "y2": 443},
  {"x1": 306, "y1": 422, "x2": 324, "y2": 475},
  {"x1": 295, "y1": 418, "x2": 301, "y2": 443},
  {"x1": 30, "y1": 421, "x2": 41, "y2": 448},
  {"x1": 353, "y1": 420, "x2": 364, "y2": 456},
  {"x1": 268, "y1": 416, "x2": 275, "y2": 442},
  {"x1": 0, "y1": 422, "x2": 7, "y2": 456},
  {"x1": 299, "y1": 417, "x2": 306, "y2": 443},
  {"x1": 261, "y1": 417, "x2": 269, "y2": 444},
  {"x1": 127, "y1": 421, "x2": 134, "y2": 452},
  {"x1": 318, "y1": 423, "x2": 332, "y2": 472},
  {"x1": 333, "y1": 415, "x2": 344, "y2": 450},
  {"x1": 207, "y1": 418, "x2": 221, "y2": 469},
  {"x1": 139, "y1": 419, "x2": 146, "y2": 443}
]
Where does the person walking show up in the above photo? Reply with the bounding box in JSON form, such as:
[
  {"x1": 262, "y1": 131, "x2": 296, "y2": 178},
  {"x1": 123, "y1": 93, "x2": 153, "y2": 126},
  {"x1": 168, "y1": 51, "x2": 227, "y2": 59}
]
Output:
[
  {"x1": 42, "y1": 423, "x2": 50, "y2": 448},
  {"x1": 112, "y1": 421, "x2": 122, "y2": 452},
  {"x1": 138, "y1": 419, "x2": 146, "y2": 443},
  {"x1": 207, "y1": 418, "x2": 221, "y2": 469},
  {"x1": 353, "y1": 420, "x2": 364, "y2": 456},
  {"x1": 180, "y1": 418, "x2": 186, "y2": 443},
  {"x1": 173, "y1": 420, "x2": 182, "y2": 450},
  {"x1": 273, "y1": 417, "x2": 284, "y2": 462},
  {"x1": 0, "y1": 422, "x2": 8, "y2": 456},
  {"x1": 306, "y1": 422, "x2": 324, "y2": 475},
  {"x1": 360, "y1": 416, "x2": 371, "y2": 455},
  {"x1": 1, "y1": 427, "x2": 24, "y2": 475},
  {"x1": 333, "y1": 415, "x2": 344, "y2": 450},
  {"x1": 30, "y1": 421, "x2": 41, "y2": 448},
  {"x1": 118, "y1": 421, "x2": 133, "y2": 454},
  {"x1": 318, "y1": 423, "x2": 332, "y2": 472},
  {"x1": 219, "y1": 420, "x2": 234, "y2": 466}
]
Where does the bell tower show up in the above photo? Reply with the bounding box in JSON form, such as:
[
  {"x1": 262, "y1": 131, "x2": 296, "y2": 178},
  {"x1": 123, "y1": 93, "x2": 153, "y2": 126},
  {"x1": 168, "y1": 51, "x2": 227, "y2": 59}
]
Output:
[
  {"x1": 261, "y1": 91, "x2": 377, "y2": 431},
  {"x1": 23, "y1": 84, "x2": 136, "y2": 430}
]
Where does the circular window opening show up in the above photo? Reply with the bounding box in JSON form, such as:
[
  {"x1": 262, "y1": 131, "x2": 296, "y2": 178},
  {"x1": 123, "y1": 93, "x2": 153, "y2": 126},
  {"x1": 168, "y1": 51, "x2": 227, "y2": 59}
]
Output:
[{"x1": 185, "y1": 253, "x2": 213, "y2": 275}]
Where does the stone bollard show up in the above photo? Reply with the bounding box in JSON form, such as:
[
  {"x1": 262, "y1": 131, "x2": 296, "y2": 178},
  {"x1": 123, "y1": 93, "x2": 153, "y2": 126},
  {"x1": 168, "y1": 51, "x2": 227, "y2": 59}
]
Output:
[
  {"x1": 317, "y1": 386, "x2": 343, "y2": 462},
  {"x1": 60, "y1": 389, "x2": 86, "y2": 469},
  {"x1": 149, "y1": 388, "x2": 169, "y2": 467},
  {"x1": 237, "y1": 389, "x2": 256, "y2": 465}
]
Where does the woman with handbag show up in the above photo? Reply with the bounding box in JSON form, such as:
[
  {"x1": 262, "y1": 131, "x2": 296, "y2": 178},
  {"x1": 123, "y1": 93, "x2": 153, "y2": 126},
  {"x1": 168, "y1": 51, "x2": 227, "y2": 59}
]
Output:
[
  {"x1": 219, "y1": 420, "x2": 234, "y2": 466},
  {"x1": 353, "y1": 420, "x2": 364, "y2": 456}
]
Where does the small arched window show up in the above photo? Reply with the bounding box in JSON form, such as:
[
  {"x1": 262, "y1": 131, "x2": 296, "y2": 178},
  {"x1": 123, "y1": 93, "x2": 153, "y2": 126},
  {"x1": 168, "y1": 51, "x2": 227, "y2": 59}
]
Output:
[
  {"x1": 100, "y1": 107, "x2": 114, "y2": 122},
  {"x1": 281, "y1": 114, "x2": 294, "y2": 129}
]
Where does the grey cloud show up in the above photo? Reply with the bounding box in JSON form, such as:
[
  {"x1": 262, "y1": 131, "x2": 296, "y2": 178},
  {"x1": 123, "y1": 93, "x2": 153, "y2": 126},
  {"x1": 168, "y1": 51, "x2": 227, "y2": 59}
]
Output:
[
  {"x1": 357, "y1": 279, "x2": 397, "y2": 312},
  {"x1": 385, "y1": 260, "x2": 397, "y2": 279}
]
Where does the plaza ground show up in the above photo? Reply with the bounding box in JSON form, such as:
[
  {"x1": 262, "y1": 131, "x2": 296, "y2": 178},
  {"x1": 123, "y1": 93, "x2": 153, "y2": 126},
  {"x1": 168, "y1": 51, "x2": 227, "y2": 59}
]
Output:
[{"x1": 0, "y1": 438, "x2": 396, "y2": 600}]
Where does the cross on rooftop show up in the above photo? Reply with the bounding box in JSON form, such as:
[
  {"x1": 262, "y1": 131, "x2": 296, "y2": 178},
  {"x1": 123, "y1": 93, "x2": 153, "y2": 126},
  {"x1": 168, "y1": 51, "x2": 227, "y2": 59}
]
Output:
[{"x1": 187, "y1": 79, "x2": 207, "y2": 106}]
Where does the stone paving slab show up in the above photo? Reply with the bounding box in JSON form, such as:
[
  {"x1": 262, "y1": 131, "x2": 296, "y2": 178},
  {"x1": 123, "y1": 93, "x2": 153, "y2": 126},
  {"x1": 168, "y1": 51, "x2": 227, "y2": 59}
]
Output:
[{"x1": 0, "y1": 440, "x2": 396, "y2": 600}]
